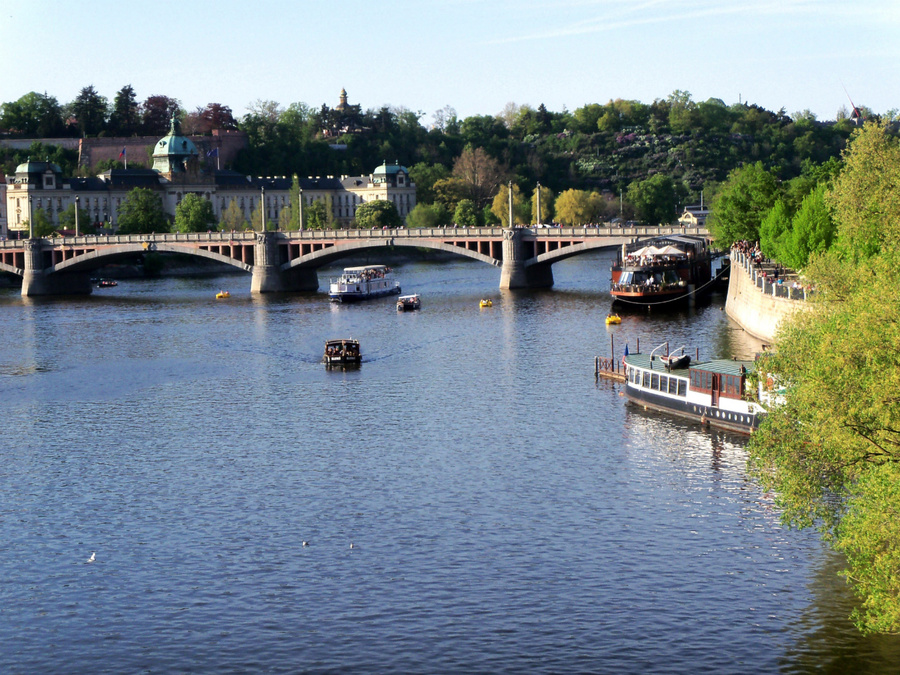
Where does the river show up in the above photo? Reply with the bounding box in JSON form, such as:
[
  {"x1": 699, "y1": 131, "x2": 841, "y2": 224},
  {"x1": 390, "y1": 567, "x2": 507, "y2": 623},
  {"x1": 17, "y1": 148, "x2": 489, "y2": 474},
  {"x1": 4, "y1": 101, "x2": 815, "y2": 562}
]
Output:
[{"x1": 1, "y1": 252, "x2": 898, "y2": 673}]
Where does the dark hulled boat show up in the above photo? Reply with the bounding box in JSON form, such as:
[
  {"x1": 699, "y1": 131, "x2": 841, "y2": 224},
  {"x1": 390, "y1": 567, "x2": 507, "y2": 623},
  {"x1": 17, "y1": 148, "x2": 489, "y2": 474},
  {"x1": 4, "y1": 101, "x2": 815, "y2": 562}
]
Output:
[{"x1": 610, "y1": 236, "x2": 713, "y2": 307}]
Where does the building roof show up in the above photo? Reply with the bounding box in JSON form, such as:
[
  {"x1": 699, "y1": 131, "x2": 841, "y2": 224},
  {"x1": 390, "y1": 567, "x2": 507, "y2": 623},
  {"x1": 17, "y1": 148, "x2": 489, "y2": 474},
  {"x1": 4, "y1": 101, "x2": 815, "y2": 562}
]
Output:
[
  {"x1": 13, "y1": 159, "x2": 63, "y2": 176},
  {"x1": 373, "y1": 160, "x2": 408, "y2": 176},
  {"x1": 153, "y1": 116, "x2": 198, "y2": 159}
]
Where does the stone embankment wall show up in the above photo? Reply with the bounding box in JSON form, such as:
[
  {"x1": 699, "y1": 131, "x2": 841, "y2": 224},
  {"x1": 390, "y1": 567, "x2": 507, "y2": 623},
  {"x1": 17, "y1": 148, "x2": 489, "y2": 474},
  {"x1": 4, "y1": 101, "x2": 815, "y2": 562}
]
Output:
[{"x1": 725, "y1": 250, "x2": 810, "y2": 343}]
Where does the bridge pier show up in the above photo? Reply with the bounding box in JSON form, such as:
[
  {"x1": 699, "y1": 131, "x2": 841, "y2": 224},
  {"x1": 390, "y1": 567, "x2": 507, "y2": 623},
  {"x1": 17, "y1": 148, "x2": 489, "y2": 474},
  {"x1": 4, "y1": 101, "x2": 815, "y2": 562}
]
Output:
[
  {"x1": 499, "y1": 228, "x2": 554, "y2": 289},
  {"x1": 251, "y1": 232, "x2": 319, "y2": 293},
  {"x1": 21, "y1": 239, "x2": 92, "y2": 296}
]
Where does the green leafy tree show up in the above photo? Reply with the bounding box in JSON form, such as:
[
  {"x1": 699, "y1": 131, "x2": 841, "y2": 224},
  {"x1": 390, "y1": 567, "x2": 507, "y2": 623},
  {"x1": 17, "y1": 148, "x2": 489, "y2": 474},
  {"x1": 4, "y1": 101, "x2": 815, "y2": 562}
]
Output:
[
  {"x1": 249, "y1": 201, "x2": 264, "y2": 231},
  {"x1": 288, "y1": 175, "x2": 301, "y2": 230},
  {"x1": 491, "y1": 183, "x2": 528, "y2": 227},
  {"x1": 626, "y1": 174, "x2": 678, "y2": 225},
  {"x1": 406, "y1": 203, "x2": 450, "y2": 228},
  {"x1": 305, "y1": 200, "x2": 328, "y2": 230},
  {"x1": 748, "y1": 122, "x2": 900, "y2": 634},
  {"x1": 174, "y1": 193, "x2": 216, "y2": 232},
  {"x1": 220, "y1": 198, "x2": 248, "y2": 231},
  {"x1": 117, "y1": 187, "x2": 169, "y2": 234},
  {"x1": 0, "y1": 91, "x2": 66, "y2": 137},
  {"x1": 355, "y1": 199, "x2": 401, "y2": 229},
  {"x1": 432, "y1": 177, "x2": 470, "y2": 213},
  {"x1": 554, "y1": 189, "x2": 604, "y2": 225},
  {"x1": 782, "y1": 184, "x2": 834, "y2": 268},
  {"x1": 758, "y1": 199, "x2": 792, "y2": 260},
  {"x1": 453, "y1": 199, "x2": 481, "y2": 227},
  {"x1": 108, "y1": 85, "x2": 141, "y2": 136},
  {"x1": 531, "y1": 185, "x2": 554, "y2": 224},
  {"x1": 707, "y1": 162, "x2": 780, "y2": 246},
  {"x1": 58, "y1": 202, "x2": 95, "y2": 234},
  {"x1": 72, "y1": 85, "x2": 108, "y2": 136},
  {"x1": 483, "y1": 205, "x2": 500, "y2": 226},
  {"x1": 408, "y1": 162, "x2": 450, "y2": 205},
  {"x1": 24, "y1": 208, "x2": 56, "y2": 237}
]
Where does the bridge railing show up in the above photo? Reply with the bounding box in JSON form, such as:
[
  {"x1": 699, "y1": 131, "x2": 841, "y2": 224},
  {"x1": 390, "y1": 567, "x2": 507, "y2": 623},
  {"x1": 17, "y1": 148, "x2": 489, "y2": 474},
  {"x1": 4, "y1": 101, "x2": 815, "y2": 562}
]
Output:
[{"x1": 0, "y1": 225, "x2": 709, "y2": 250}]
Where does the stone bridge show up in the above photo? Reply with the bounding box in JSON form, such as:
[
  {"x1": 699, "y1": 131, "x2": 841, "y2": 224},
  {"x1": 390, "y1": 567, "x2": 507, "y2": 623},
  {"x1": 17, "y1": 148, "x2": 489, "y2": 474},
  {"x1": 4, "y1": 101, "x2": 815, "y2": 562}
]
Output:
[{"x1": 0, "y1": 226, "x2": 709, "y2": 296}]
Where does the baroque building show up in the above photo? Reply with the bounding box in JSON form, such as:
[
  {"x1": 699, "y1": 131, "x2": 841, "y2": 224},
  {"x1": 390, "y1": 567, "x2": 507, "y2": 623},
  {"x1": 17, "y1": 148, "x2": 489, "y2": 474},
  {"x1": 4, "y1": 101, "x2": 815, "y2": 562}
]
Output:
[{"x1": 3, "y1": 116, "x2": 416, "y2": 237}]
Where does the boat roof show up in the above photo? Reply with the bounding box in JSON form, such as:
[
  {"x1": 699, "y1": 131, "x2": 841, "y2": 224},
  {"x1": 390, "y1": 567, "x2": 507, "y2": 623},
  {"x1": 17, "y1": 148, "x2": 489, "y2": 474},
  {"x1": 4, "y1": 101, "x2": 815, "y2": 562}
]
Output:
[
  {"x1": 624, "y1": 353, "x2": 755, "y2": 376},
  {"x1": 398, "y1": 294, "x2": 419, "y2": 300},
  {"x1": 325, "y1": 338, "x2": 359, "y2": 346},
  {"x1": 343, "y1": 265, "x2": 389, "y2": 272}
]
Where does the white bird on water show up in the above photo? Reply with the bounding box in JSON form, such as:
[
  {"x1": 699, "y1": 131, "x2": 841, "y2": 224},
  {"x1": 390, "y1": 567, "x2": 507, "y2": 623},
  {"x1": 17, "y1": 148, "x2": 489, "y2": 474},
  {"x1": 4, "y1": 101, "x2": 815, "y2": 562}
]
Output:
[
  {"x1": 349, "y1": 543, "x2": 355, "y2": 549},
  {"x1": 87, "y1": 552, "x2": 95, "y2": 563},
  {"x1": 302, "y1": 541, "x2": 309, "y2": 547}
]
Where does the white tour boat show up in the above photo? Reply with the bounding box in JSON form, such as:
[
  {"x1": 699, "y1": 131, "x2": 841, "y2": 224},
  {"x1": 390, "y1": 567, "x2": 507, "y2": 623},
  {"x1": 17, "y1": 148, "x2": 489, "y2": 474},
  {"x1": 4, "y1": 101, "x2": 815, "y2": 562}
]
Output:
[
  {"x1": 623, "y1": 343, "x2": 767, "y2": 434},
  {"x1": 329, "y1": 265, "x2": 401, "y2": 303}
]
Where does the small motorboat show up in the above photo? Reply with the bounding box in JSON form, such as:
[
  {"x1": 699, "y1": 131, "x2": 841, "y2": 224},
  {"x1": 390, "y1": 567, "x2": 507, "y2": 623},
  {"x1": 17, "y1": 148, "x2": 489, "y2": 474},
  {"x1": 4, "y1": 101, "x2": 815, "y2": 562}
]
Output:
[
  {"x1": 662, "y1": 347, "x2": 691, "y2": 370},
  {"x1": 479, "y1": 299, "x2": 493, "y2": 308},
  {"x1": 605, "y1": 313, "x2": 622, "y2": 325},
  {"x1": 324, "y1": 338, "x2": 361, "y2": 367},
  {"x1": 97, "y1": 279, "x2": 118, "y2": 288},
  {"x1": 397, "y1": 294, "x2": 421, "y2": 311},
  {"x1": 216, "y1": 291, "x2": 231, "y2": 299}
]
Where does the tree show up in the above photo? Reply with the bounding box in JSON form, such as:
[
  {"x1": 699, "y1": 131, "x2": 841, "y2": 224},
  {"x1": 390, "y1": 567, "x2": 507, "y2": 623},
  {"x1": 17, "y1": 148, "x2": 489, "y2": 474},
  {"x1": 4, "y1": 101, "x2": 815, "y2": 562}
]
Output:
[
  {"x1": 453, "y1": 199, "x2": 480, "y2": 227},
  {"x1": 288, "y1": 175, "x2": 301, "y2": 230},
  {"x1": 305, "y1": 200, "x2": 328, "y2": 230},
  {"x1": 278, "y1": 204, "x2": 293, "y2": 231},
  {"x1": 108, "y1": 85, "x2": 141, "y2": 136},
  {"x1": 142, "y1": 95, "x2": 181, "y2": 136},
  {"x1": 117, "y1": 187, "x2": 169, "y2": 234},
  {"x1": 406, "y1": 202, "x2": 450, "y2": 228},
  {"x1": 531, "y1": 185, "x2": 554, "y2": 224},
  {"x1": 758, "y1": 199, "x2": 792, "y2": 260},
  {"x1": 707, "y1": 162, "x2": 780, "y2": 246},
  {"x1": 220, "y1": 198, "x2": 248, "y2": 231},
  {"x1": 72, "y1": 85, "x2": 108, "y2": 136},
  {"x1": 554, "y1": 189, "x2": 604, "y2": 225},
  {"x1": 355, "y1": 199, "x2": 401, "y2": 229},
  {"x1": 491, "y1": 183, "x2": 528, "y2": 227},
  {"x1": 58, "y1": 202, "x2": 94, "y2": 234},
  {"x1": 432, "y1": 177, "x2": 470, "y2": 213},
  {"x1": 174, "y1": 194, "x2": 216, "y2": 233},
  {"x1": 408, "y1": 162, "x2": 450, "y2": 205},
  {"x1": 0, "y1": 91, "x2": 65, "y2": 137},
  {"x1": 626, "y1": 174, "x2": 678, "y2": 225},
  {"x1": 24, "y1": 208, "x2": 56, "y2": 237},
  {"x1": 452, "y1": 146, "x2": 506, "y2": 208},
  {"x1": 748, "y1": 122, "x2": 900, "y2": 634},
  {"x1": 782, "y1": 184, "x2": 834, "y2": 268}
]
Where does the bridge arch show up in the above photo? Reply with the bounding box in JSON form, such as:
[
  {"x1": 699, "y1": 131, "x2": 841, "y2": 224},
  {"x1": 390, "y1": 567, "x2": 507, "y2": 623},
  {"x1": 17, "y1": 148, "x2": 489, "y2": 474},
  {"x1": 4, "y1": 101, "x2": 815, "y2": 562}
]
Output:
[
  {"x1": 49, "y1": 242, "x2": 252, "y2": 275},
  {"x1": 527, "y1": 236, "x2": 635, "y2": 267},
  {"x1": 0, "y1": 261, "x2": 23, "y2": 277},
  {"x1": 283, "y1": 239, "x2": 501, "y2": 272}
]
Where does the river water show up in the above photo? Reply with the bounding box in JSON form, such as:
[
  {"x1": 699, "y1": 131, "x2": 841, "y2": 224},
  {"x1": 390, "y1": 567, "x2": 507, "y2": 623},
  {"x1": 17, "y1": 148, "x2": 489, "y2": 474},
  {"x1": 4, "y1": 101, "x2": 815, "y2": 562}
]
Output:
[{"x1": 1, "y1": 252, "x2": 898, "y2": 674}]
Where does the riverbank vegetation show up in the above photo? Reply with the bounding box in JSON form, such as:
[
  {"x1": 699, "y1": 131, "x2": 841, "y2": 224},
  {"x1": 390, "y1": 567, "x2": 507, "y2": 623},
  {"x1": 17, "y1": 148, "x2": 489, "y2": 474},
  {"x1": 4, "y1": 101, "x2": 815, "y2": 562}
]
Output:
[{"x1": 746, "y1": 123, "x2": 900, "y2": 634}]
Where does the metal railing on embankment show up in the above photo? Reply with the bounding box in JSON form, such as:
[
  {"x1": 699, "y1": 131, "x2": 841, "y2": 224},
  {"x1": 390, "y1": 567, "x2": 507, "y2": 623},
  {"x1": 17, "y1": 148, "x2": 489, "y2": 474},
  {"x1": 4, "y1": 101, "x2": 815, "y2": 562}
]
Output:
[{"x1": 731, "y1": 249, "x2": 812, "y2": 301}]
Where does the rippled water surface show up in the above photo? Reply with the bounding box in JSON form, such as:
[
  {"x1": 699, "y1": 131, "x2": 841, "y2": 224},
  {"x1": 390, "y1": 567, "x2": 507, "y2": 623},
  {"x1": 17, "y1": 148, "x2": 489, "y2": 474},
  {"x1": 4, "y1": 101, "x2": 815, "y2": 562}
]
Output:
[{"x1": 2, "y1": 253, "x2": 899, "y2": 673}]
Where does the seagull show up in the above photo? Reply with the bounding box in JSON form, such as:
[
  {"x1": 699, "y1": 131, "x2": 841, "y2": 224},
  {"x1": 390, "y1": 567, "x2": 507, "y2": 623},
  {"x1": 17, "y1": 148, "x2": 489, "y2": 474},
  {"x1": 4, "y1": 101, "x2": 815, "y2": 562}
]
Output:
[
  {"x1": 349, "y1": 542, "x2": 355, "y2": 549},
  {"x1": 302, "y1": 541, "x2": 309, "y2": 547},
  {"x1": 87, "y1": 552, "x2": 95, "y2": 563}
]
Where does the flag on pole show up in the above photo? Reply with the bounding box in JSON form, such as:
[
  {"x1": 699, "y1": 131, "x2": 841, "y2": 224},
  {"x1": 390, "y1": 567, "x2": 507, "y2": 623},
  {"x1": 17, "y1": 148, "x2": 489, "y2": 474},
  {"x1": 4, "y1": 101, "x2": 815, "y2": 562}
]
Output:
[
  {"x1": 119, "y1": 147, "x2": 126, "y2": 159},
  {"x1": 206, "y1": 148, "x2": 219, "y2": 158}
]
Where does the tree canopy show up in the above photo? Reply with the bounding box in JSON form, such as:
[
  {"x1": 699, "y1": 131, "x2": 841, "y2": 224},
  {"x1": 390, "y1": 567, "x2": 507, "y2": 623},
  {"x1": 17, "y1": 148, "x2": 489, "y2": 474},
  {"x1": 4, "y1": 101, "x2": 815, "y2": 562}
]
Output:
[
  {"x1": 117, "y1": 188, "x2": 169, "y2": 234},
  {"x1": 174, "y1": 194, "x2": 217, "y2": 233},
  {"x1": 748, "y1": 123, "x2": 900, "y2": 634},
  {"x1": 355, "y1": 199, "x2": 401, "y2": 230}
]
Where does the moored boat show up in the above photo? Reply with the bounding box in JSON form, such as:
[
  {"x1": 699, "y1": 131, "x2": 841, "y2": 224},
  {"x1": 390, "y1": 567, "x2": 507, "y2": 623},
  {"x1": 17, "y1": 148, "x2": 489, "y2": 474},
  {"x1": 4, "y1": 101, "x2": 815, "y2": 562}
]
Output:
[
  {"x1": 323, "y1": 339, "x2": 361, "y2": 367},
  {"x1": 397, "y1": 294, "x2": 421, "y2": 311},
  {"x1": 610, "y1": 236, "x2": 713, "y2": 307},
  {"x1": 622, "y1": 342, "x2": 765, "y2": 434},
  {"x1": 329, "y1": 265, "x2": 400, "y2": 303}
]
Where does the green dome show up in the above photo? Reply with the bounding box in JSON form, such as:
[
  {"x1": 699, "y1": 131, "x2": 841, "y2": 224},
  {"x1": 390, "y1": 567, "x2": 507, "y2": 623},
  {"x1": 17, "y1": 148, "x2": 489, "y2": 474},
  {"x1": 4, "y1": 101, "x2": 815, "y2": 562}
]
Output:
[
  {"x1": 15, "y1": 159, "x2": 62, "y2": 175},
  {"x1": 153, "y1": 115, "x2": 198, "y2": 159},
  {"x1": 373, "y1": 160, "x2": 407, "y2": 176}
]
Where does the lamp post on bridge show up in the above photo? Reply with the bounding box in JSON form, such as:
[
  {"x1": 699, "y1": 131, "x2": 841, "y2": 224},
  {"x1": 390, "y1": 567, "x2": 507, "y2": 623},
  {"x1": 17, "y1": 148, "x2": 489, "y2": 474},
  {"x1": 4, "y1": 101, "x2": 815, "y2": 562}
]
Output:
[
  {"x1": 28, "y1": 196, "x2": 33, "y2": 239},
  {"x1": 260, "y1": 186, "x2": 266, "y2": 232},
  {"x1": 74, "y1": 195, "x2": 80, "y2": 237},
  {"x1": 536, "y1": 182, "x2": 542, "y2": 226}
]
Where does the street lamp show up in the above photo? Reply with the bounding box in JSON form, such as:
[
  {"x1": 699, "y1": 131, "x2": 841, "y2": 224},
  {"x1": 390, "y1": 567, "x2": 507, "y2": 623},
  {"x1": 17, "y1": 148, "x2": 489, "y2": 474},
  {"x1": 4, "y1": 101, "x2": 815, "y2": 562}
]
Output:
[
  {"x1": 28, "y1": 196, "x2": 33, "y2": 238},
  {"x1": 74, "y1": 195, "x2": 80, "y2": 237},
  {"x1": 260, "y1": 186, "x2": 266, "y2": 232},
  {"x1": 298, "y1": 188, "x2": 304, "y2": 231}
]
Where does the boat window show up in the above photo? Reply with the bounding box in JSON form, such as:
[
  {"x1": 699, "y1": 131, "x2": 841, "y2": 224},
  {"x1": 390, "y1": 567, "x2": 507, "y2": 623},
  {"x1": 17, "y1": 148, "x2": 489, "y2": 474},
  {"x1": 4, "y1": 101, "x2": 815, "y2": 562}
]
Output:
[
  {"x1": 658, "y1": 375, "x2": 668, "y2": 392},
  {"x1": 642, "y1": 372, "x2": 650, "y2": 388},
  {"x1": 668, "y1": 378, "x2": 678, "y2": 395},
  {"x1": 678, "y1": 380, "x2": 687, "y2": 396},
  {"x1": 651, "y1": 373, "x2": 659, "y2": 390}
]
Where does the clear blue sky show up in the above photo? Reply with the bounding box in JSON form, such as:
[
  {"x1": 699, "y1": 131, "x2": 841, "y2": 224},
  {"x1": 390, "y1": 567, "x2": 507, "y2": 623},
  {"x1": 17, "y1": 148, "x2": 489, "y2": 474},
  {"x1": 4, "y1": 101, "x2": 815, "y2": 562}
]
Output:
[{"x1": 3, "y1": 0, "x2": 897, "y2": 125}]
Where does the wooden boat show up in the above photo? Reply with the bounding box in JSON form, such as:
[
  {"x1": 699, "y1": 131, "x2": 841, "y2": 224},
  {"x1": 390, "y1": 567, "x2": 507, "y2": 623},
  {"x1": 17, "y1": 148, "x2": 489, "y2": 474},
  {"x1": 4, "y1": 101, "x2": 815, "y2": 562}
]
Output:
[
  {"x1": 397, "y1": 294, "x2": 421, "y2": 311},
  {"x1": 605, "y1": 313, "x2": 621, "y2": 325},
  {"x1": 610, "y1": 236, "x2": 713, "y2": 307},
  {"x1": 329, "y1": 265, "x2": 400, "y2": 302},
  {"x1": 323, "y1": 339, "x2": 361, "y2": 367},
  {"x1": 622, "y1": 342, "x2": 765, "y2": 434}
]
